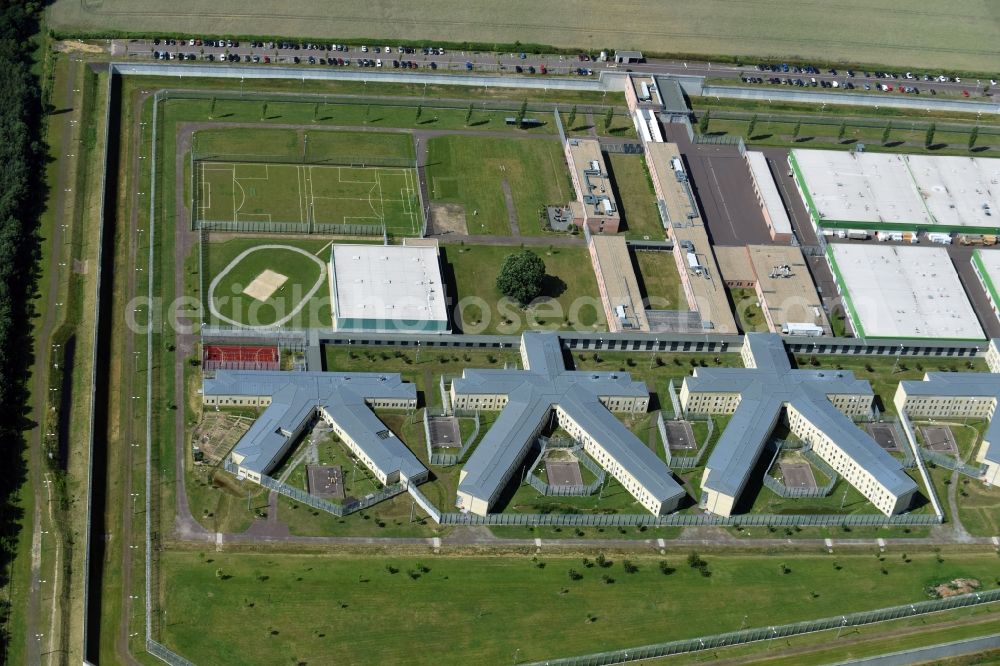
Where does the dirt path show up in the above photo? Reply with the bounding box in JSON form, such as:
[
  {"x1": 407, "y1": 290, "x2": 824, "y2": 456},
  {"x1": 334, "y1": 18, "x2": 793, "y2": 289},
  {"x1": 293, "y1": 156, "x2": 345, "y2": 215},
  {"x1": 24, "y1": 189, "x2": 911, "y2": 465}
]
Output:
[{"x1": 500, "y1": 179, "x2": 521, "y2": 236}]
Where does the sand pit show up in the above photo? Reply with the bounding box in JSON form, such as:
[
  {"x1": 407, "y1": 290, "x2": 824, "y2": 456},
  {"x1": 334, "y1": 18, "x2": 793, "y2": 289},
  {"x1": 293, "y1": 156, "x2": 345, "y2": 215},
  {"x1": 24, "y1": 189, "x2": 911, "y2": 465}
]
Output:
[{"x1": 243, "y1": 269, "x2": 288, "y2": 302}]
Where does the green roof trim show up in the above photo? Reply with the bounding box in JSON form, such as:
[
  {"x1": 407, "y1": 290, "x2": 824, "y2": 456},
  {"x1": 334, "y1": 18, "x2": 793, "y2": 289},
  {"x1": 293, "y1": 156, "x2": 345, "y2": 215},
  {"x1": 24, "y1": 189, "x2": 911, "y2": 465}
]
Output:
[
  {"x1": 972, "y1": 250, "x2": 1000, "y2": 314},
  {"x1": 824, "y1": 244, "x2": 866, "y2": 339},
  {"x1": 787, "y1": 152, "x2": 820, "y2": 226}
]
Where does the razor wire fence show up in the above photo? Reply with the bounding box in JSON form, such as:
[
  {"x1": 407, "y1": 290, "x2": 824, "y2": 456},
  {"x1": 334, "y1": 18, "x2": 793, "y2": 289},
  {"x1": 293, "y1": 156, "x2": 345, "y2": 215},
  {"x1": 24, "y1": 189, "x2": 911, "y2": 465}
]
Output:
[
  {"x1": 525, "y1": 588, "x2": 1000, "y2": 666},
  {"x1": 524, "y1": 437, "x2": 606, "y2": 496},
  {"x1": 224, "y1": 461, "x2": 405, "y2": 516}
]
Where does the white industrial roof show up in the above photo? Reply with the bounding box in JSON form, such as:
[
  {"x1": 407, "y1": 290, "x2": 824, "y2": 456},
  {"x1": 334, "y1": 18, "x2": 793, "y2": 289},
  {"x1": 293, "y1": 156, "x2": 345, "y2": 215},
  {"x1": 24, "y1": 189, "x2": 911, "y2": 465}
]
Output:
[
  {"x1": 906, "y1": 155, "x2": 1000, "y2": 230},
  {"x1": 792, "y1": 149, "x2": 930, "y2": 226},
  {"x1": 791, "y1": 149, "x2": 1000, "y2": 231},
  {"x1": 828, "y1": 244, "x2": 984, "y2": 340},
  {"x1": 745, "y1": 151, "x2": 792, "y2": 235},
  {"x1": 330, "y1": 244, "x2": 448, "y2": 325}
]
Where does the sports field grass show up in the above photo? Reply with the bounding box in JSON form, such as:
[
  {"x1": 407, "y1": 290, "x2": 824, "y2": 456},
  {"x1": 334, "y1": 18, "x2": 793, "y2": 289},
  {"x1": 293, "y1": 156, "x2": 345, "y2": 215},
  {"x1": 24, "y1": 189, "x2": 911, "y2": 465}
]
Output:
[
  {"x1": 425, "y1": 135, "x2": 570, "y2": 236},
  {"x1": 196, "y1": 161, "x2": 421, "y2": 235},
  {"x1": 194, "y1": 127, "x2": 416, "y2": 164},
  {"x1": 205, "y1": 236, "x2": 333, "y2": 327},
  {"x1": 443, "y1": 243, "x2": 606, "y2": 334},
  {"x1": 158, "y1": 549, "x2": 1000, "y2": 665},
  {"x1": 51, "y1": 0, "x2": 1000, "y2": 72},
  {"x1": 606, "y1": 153, "x2": 664, "y2": 240}
]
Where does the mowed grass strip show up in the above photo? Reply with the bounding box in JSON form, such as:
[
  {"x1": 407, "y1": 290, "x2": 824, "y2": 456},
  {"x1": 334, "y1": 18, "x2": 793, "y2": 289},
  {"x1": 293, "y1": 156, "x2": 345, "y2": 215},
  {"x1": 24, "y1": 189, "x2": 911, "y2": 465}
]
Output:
[
  {"x1": 206, "y1": 237, "x2": 332, "y2": 327},
  {"x1": 160, "y1": 550, "x2": 1000, "y2": 665},
  {"x1": 426, "y1": 135, "x2": 570, "y2": 236},
  {"x1": 633, "y1": 249, "x2": 684, "y2": 310},
  {"x1": 606, "y1": 153, "x2": 664, "y2": 240},
  {"x1": 194, "y1": 127, "x2": 415, "y2": 163},
  {"x1": 444, "y1": 243, "x2": 606, "y2": 334}
]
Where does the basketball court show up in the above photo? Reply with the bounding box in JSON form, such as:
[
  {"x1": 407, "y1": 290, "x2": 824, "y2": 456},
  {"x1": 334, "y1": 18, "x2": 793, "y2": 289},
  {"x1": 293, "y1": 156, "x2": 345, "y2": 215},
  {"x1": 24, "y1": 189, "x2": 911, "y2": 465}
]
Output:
[
  {"x1": 202, "y1": 344, "x2": 280, "y2": 371},
  {"x1": 307, "y1": 464, "x2": 346, "y2": 500},
  {"x1": 866, "y1": 423, "x2": 902, "y2": 453},
  {"x1": 665, "y1": 420, "x2": 697, "y2": 450},
  {"x1": 922, "y1": 425, "x2": 958, "y2": 455}
]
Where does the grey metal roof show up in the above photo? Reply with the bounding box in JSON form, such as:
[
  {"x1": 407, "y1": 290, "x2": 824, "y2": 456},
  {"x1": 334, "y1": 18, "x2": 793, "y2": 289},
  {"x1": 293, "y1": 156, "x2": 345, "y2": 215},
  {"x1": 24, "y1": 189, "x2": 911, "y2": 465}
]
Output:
[
  {"x1": 204, "y1": 371, "x2": 425, "y2": 481},
  {"x1": 653, "y1": 77, "x2": 690, "y2": 114},
  {"x1": 456, "y1": 333, "x2": 684, "y2": 508},
  {"x1": 899, "y1": 372, "x2": 1000, "y2": 466},
  {"x1": 686, "y1": 333, "x2": 916, "y2": 500}
]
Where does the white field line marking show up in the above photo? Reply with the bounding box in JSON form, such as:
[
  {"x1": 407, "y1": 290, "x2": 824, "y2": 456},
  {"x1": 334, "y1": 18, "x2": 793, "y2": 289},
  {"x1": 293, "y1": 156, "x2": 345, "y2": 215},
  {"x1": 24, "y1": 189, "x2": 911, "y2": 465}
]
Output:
[{"x1": 296, "y1": 165, "x2": 306, "y2": 225}]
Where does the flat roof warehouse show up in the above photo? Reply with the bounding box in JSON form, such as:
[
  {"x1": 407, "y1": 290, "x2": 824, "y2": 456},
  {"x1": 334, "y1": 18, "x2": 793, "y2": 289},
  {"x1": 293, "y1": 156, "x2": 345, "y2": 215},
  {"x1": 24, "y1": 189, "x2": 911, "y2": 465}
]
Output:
[
  {"x1": 329, "y1": 243, "x2": 449, "y2": 332},
  {"x1": 827, "y1": 244, "x2": 984, "y2": 340},
  {"x1": 790, "y1": 149, "x2": 1000, "y2": 233}
]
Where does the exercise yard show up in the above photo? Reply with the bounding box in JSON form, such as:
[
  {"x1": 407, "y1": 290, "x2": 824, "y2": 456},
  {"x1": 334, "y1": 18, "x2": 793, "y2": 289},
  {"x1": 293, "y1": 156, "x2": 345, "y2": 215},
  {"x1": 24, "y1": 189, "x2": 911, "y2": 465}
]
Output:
[
  {"x1": 195, "y1": 161, "x2": 421, "y2": 236},
  {"x1": 425, "y1": 134, "x2": 570, "y2": 236},
  {"x1": 205, "y1": 237, "x2": 333, "y2": 328}
]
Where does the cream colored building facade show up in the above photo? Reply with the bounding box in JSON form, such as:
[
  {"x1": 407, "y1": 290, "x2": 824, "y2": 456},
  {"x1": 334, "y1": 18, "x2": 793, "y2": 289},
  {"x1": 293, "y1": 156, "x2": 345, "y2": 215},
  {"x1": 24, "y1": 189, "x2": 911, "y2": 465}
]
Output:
[{"x1": 681, "y1": 334, "x2": 917, "y2": 517}]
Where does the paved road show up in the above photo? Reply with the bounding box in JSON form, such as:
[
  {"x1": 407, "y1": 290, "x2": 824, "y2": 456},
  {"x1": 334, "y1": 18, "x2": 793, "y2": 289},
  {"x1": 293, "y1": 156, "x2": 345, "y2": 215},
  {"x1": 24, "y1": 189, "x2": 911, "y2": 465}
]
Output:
[
  {"x1": 832, "y1": 632, "x2": 1000, "y2": 666},
  {"x1": 113, "y1": 39, "x2": 993, "y2": 101}
]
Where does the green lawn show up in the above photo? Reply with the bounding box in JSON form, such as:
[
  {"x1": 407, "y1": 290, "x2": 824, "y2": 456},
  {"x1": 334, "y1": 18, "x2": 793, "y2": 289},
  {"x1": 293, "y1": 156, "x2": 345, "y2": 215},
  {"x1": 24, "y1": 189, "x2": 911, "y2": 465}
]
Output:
[
  {"x1": 606, "y1": 153, "x2": 664, "y2": 240},
  {"x1": 159, "y1": 550, "x2": 1000, "y2": 665},
  {"x1": 197, "y1": 160, "x2": 420, "y2": 234},
  {"x1": 194, "y1": 126, "x2": 416, "y2": 163},
  {"x1": 632, "y1": 250, "x2": 684, "y2": 310},
  {"x1": 729, "y1": 287, "x2": 769, "y2": 333},
  {"x1": 443, "y1": 243, "x2": 606, "y2": 334},
  {"x1": 426, "y1": 135, "x2": 570, "y2": 236},
  {"x1": 205, "y1": 238, "x2": 332, "y2": 328}
]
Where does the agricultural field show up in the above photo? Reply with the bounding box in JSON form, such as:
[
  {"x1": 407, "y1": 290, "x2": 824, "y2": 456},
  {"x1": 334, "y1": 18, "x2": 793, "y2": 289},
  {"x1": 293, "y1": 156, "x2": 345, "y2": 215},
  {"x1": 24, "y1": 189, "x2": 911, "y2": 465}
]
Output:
[
  {"x1": 158, "y1": 549, "x2": 1000, "y2": 665},
  {"x1": 442, "y1": 243, "x2": 606, "y2": 334},
  {"x1": 50, "y1": 0, "x2": 1000, "y2": 72},
  {"x1": 425, "y1": 134, "x2": 570, "y2": 236}
]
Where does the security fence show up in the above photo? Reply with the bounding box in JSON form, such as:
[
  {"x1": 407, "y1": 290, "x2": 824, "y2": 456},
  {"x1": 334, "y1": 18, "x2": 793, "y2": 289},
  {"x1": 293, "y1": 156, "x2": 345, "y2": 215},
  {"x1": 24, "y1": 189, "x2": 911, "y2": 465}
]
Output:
[
  {"x1": 438, "y1": 510, "x2": 940, "y2": 527},
  {"x1": 526, "y1": 588, "x2": 1000, "y2": 666},
  {"x1": 147, "y1": 640, "x2": 196, "y2": 666},
  {"x1": 661, "y1": 412, "x2": 714, "y2": 470},
  {"x1": 426, "y1": 409, "x2": 481, "y2": 466},
  {"x1": 763, "y1": 441, "x2": 838, "y2": 498},
  {"x1": 197, "y1": 218, "x2": 385, "y2": 236},
  {"x1": 524, "y1": 437, "x2": 606, "y2": 496},
  {"x1": 918, "y1": 447, "x2": 987, "y2": 479},
  {"x1": 224, "y1": 461, "x2": 406, "y2": 516},
  {"x1": 407, "y1": 483, "x2": 442, "y2": 523}
]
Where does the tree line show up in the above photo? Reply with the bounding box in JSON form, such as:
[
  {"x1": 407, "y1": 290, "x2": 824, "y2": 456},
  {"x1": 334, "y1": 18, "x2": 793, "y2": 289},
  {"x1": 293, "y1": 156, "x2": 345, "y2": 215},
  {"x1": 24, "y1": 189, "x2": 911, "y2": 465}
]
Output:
[{"x1": 0, "y1": 0, "x2": 47, "y2": 654}]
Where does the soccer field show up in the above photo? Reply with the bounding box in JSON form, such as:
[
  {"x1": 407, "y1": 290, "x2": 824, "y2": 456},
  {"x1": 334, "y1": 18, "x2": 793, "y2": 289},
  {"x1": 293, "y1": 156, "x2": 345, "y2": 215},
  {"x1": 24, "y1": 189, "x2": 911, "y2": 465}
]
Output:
[{"x1": 196, "y1": 161, "x2": 421, "y2": 236}]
